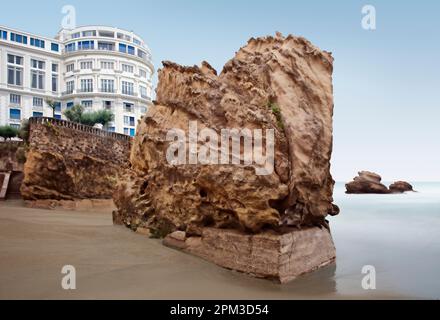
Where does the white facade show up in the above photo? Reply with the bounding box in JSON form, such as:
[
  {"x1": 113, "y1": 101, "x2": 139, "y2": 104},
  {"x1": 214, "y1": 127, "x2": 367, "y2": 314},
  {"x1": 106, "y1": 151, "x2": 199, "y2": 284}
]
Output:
[{"x1": 0, "y1": 25, "x2": 154, "y2": 136}]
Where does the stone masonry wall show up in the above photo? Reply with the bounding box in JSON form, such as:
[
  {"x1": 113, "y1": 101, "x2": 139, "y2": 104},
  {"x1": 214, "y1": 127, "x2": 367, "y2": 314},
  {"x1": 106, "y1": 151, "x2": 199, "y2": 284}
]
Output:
[{"x1": 21, "y1": 117, "x2": 131, "y2": 200}]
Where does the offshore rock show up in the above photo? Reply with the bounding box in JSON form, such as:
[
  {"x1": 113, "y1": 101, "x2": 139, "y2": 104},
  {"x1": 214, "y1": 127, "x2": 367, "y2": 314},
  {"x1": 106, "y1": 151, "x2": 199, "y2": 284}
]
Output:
[
  {"x1": 113, "y1": 33, "x2": 339, "y2": 236},
  {"x1": 389, "y1": 181, "x2": 414, "y2": 193},
  {"x1": 345, "y1": 171, "x2": 390, "y2": 194}
]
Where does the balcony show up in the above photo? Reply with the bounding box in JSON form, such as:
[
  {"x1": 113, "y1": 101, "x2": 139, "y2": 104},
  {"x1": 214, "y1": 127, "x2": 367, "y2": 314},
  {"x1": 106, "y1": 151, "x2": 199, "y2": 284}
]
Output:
[
  {"x1": 99, "y1": 88, "x2": 115, "y2": 93},
  {"x1": 8, "y1": 118, "x2": 21, "y2": 124},
  {"x1": 62, "y1": 90, "x2": 74, "y2": 96},
  {"x1": 77, "y1": 88, "x2": 94, "y2": 93},
  {"x1": 121, "y1": 91, "x2": 137, "y2": 97}
]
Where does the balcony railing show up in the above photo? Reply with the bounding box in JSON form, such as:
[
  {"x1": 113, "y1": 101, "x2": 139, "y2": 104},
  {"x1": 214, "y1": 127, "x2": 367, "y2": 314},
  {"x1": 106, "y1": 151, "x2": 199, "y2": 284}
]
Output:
[
  {"x1": 122, "y1": 91, "x2": 137, "y2": 97},
  {"x1": 77, "y1": 88, "x2": 94, "y2": 93},
  {"x1": 99, "y1": 88, "x2": 115, "y2": 93}
]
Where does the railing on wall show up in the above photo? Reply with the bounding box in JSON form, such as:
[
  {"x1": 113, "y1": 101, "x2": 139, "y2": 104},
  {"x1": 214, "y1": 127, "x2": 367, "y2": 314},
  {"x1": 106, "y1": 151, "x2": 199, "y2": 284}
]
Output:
[{"x1": 28, "y1": 117, "x2": 133, "y2": 142}]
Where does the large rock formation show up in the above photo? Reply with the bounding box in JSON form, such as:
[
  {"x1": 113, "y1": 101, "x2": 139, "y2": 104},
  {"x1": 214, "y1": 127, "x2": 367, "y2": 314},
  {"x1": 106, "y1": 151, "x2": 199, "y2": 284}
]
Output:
[
  {"x1": 21, "y1": 118, "x2": 131, "y2": 204},
  {"x1": 345, "y1": 171, "x2": 390, "y2": 194},
  {"x1": 346, "y1": 171, "x2": 415, "y2": 194},
  {"x1": 113, "y1": 32, "x2": 339, "y2": 237}
]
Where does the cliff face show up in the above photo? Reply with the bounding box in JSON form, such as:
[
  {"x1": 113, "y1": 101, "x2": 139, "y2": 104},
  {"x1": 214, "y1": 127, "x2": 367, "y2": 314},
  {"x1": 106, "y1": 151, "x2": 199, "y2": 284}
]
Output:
[
  {"x1": 113, "y1": 33, "x2": 339, "y2": 236},
  {"x1": 21, "y1": 118, "x2": 131, "y2": 201}
]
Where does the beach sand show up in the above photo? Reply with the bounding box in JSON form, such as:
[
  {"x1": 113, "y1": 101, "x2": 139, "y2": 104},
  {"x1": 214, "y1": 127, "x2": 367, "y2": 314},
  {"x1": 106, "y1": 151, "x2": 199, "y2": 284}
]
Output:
[{"x1": 0, "y1": 200, "x2": 409, "y2": 300}]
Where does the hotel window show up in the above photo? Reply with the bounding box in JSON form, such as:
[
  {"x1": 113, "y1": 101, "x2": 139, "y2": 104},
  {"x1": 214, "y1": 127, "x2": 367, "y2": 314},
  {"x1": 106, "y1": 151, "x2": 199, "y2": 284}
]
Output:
[
  {"x1": 72, "y1": 32, "x2": 80, "y2": 39},
  {"x1": 8, "y1": 67, "x2": 23, "y2": 86},
  {"x1": 54, "y1": 114, "x2": 62, "y2": 120},
  {"x1": 81, "y1": 100, "x2": 93, "y2": 108},
  {"x1": 8, "y1": 54, "x2": 23, "y2": 65},
  {"x1": 65, "y1": 43, "x2": 76, "y2": 52},
  {"x1": 108, "y1": 127, "x2": 115, "y2": 133},
  {"x1": 124, "y1": 116, "x2": 135, "y2": 127},
  {"x1": 52, "y1": 75, "x2": 58, "y2": 92},
  {"x1": 140, "y1": 106, "x2": 147, "y2": 114},
  {"x1": 51, "y1": 43, "x2": 59, "y2": 52},
  {"x1": 51, "y1": 63, "x2": 58, "y2": 92},
  {"x1": 124, "y1": 128, "x2": 130, "y2": 135},
  {"x1": 31, "y1": 59, "x2": 45, "y2": 90},
  {"x1": 100, "y1": 61, "x2": 114, "y2": 69},
  {"x1": 99, "y1": 31, "x2": 114, "y2": 38},
  {"x1": 1, "y1": 30, "x2": 7, "y2": 39},
  {"x1": 101, "y1": 79, "x2": 114, "y2": 93},
  {"x1": 140, "y1": 86, "x2": 148, "y2": 98},
  {"x1": 33, "y1": 112, "x2": 43, "y2": 117},
  {"x1": 10, "y1": 33, "x2": 27, "y2": 44},
  {"x1": 117, "y1": 33, "x2": 131, "y2": 41},
  {"x1": 7, "y1": 55, "x2": 24, "y2": 86},
  {"x1": 31, "y1": 70, "x2": 45, "y2": 90},
  {"x1": 139, "y1": 69, "x2": 147, "y2": 78},
  {"x1": 133, "y1": 38, "x2": 141, "y2": 45},
  {"x1": 138, "y1": 49, "x2": 147, "y2": 59},
  {"x1": 10, "y1": 94, "x2": 21, "y2": 105},
  {"x1": 66, "y1": 81, "x2": 75, "y2": 94},
  {"x1": 31, "y1": 59, "x2": 45, "y2": 70},
  {"x1": 80, "y1": 61, "x2": 93, "y2": 69},
  {"x1": 33, "y1": 97, "x2": 43, "y2": 107},
  {"x1": 127, "y1": 46, "x2": 135, "y2": 55},
  {"x1": 66, "y1": 63, "x2": 74, "y2": 72},
  {"x1": 66, "y1": 102, "x2": 74, "y2": 109},
  {"x1": 54, "y1": 102, "x2": 61, "y2": 112},
  {"x1": 122, "y1": 64, "x2": 134, "y2": 73},
  {"x1": 130, "y1": 128, "x2": 135, "y2": 137},
  {"x1": 82, "y1": 30, "x2": 96, "y2": 37},
  {"x1": 30, "y1": 37, "x2": 45, "y2": 48},
  {"x1": 122, "y1": 81, "x2": 134, "y2": 95},
  {"x1": 119, "y1": 43, "x2": 127, "y2": 53},
  {"x1": 9, "y1": 108, "x2": 21, "y2": 120},
  {"x1": 98, "y1": 41, "x2": 115, "y2": 51},
  {"x1": 78, "y1": 40, "x2": 94, "y2": 50},
  {"x1": 80, "y1": 79, "x2": 93, "y2": 92},
  {"x1": 123, "y1": 102, "x2": 134, "y2": 113},
  {"x1": 103, "y1": 101, "x2": 113, "y2": 110}
]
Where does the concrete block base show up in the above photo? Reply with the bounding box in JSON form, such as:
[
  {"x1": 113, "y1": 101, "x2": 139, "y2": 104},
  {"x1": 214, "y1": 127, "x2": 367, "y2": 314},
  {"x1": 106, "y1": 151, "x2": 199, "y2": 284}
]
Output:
[
  {"x1": 24, "y1": 199, "x2": 116, "y2": 212},
  {"x1": 164, "y1": 226, "x2": 336, "y2": 283}
]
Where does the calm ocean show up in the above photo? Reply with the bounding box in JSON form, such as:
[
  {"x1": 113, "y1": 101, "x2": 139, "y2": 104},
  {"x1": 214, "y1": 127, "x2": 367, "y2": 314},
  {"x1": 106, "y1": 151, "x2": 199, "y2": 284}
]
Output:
[{"x1": 327, "y1": 182, "x2": 440, "y2": 298}]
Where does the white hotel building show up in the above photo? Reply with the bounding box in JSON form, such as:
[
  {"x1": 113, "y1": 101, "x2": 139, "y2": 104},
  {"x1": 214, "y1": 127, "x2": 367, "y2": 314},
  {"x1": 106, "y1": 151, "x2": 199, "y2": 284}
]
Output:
[{"x1": 0, "y1": 25, "x2": 154, "y2": 136}]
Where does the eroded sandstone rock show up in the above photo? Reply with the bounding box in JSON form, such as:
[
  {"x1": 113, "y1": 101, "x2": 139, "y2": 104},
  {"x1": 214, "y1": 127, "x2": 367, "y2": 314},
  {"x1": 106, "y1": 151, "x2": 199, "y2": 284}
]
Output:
[
  {"x1": 389, "y1": 181, "x2": 414, "y2": 193},
  {"x1": 21, "y1": 118, "x2": 131, "y2": 201},
  {"x1": 345, "y1": 171, "x2": 390, "y2": 194},
  {"x1": 113, "y1": 33, "x2": 339, "y2": 237}
]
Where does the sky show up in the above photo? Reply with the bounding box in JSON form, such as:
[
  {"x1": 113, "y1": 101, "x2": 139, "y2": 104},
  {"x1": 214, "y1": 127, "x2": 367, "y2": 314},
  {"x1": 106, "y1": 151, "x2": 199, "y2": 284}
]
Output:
[{"x1": 1, "y1": 0, "x2": 439, "y2": 181}]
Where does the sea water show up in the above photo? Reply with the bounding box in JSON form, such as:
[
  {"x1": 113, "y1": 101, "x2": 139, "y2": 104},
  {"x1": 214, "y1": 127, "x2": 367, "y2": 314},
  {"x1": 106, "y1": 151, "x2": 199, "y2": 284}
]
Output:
[{"x1": 328, "y1": 182, "x2": 440, "y2": 298}]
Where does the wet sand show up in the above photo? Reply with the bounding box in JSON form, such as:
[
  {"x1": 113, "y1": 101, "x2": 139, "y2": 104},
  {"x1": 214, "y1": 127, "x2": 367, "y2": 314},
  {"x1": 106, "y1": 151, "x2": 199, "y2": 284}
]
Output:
[{"x1": 0, "y1": 200, "x2": 406, "y2": 299}]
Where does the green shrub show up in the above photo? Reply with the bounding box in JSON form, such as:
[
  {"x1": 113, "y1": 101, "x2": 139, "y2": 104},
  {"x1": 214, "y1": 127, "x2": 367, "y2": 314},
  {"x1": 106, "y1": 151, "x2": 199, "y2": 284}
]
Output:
[
  {"x1": 268, "y1": 102, "x2": 284, "y2": 129},
  {"x1": 64, "y1": 106, "x2": 114, "y2": 128},
  {"x1": 0, "y1": 125, "x2": 19, "y2": 140}
]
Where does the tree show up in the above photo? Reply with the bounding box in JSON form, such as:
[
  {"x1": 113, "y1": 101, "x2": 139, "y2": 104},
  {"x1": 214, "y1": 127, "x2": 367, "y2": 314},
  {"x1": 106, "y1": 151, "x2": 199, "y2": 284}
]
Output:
[
  {"x1": 46, "y1": 99, "x2": 57, "y2": 118},
  {"x1": 91, "y1": 109, "x2": 114, "y2": 127},
  {"x1": 64, "y1": 108, "x2": 114, "y2": 128},
  {"x1": 63, "y1": 104, "x2": 84, "y2": 123},
  {"x1": 19, "y1": 120, "x2": 30, "y2": 142},
  {"x1": 0, "y1": 125, "x2": 19, "y2": 140}
]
